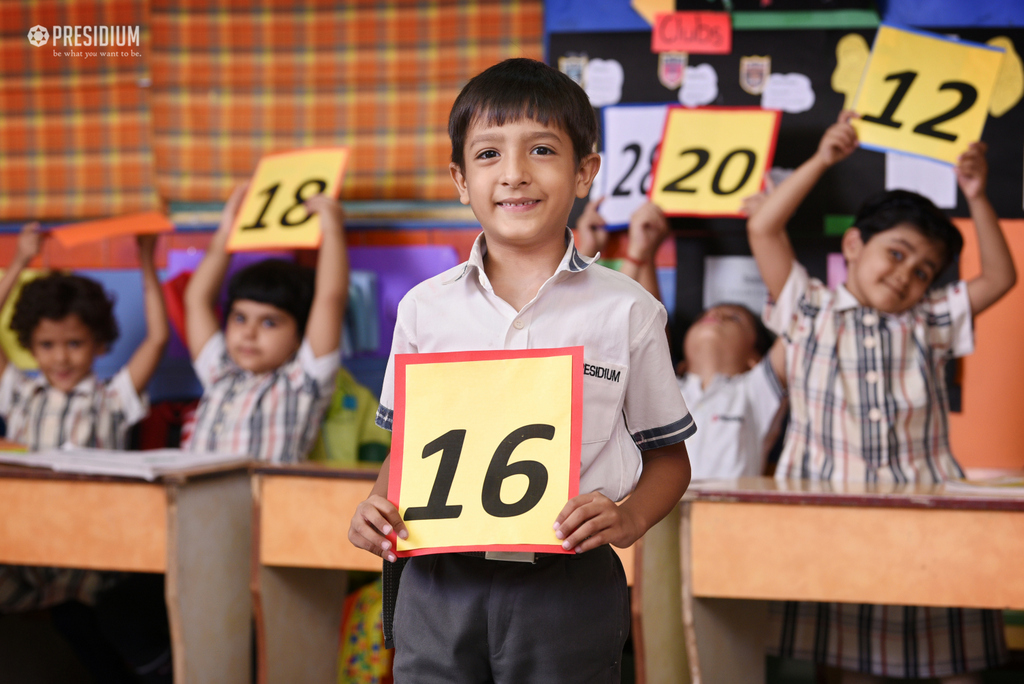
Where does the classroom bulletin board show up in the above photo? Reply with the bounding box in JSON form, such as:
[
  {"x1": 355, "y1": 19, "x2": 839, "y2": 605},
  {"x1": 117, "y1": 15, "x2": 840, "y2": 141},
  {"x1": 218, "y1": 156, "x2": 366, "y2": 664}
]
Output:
[{"x1": 548, "y1": 0, "x2": 1024, "y2": 469}]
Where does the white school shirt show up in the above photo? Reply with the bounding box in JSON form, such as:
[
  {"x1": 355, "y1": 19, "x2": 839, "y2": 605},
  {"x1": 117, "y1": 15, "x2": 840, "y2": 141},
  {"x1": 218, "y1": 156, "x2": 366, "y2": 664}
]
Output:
[
  {"x1": 679, "y1": 356, "x2": 784, "y2": 480},
  {"x1": 0, "y1": 364, "x2": 147, "y2": 450},
  {"x1": 183, "y1": 332, "x2": 340, "y2": 463},
  {"x1": 375, "y1": 231, "x2": 695, "y2": 502},
  {"x1": 765, "y1": 261, "x2": 972, "y2": 484}
]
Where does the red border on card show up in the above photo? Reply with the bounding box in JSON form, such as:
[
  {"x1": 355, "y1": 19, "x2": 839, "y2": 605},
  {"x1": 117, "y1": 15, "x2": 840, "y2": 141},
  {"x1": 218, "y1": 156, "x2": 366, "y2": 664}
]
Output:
[
  {"x1": 227, "y1": 146, "x2": 349, "y2": 252},
  {"x1": 388, "y1": 346, "x2": 584, "y2": 557},
  {"x1": 648, "y1": 106, "x2": 782, "y2": 218}
]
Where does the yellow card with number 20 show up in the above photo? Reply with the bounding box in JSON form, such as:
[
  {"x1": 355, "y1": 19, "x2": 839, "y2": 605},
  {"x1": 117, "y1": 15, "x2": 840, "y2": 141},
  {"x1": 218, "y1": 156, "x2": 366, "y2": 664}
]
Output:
[
  {"x1": 226, "y1": 147, "x2": 349, "y2": 252},
  {"x1": 649, "y1": 106, "x2": 780, "y2": 217},
  {"x1": 852, "y1": 25, "x2": 1004, "y2": 165}
]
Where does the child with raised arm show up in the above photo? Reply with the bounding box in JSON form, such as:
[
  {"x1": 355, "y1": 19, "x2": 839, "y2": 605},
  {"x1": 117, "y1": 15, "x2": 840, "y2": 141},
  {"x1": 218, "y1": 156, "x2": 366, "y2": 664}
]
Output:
[
  {"x1": 182, "y1": 187, "x2": 348, "y2": 463},
  {"x1": 0, "y1": 224, "x2": 171, "y2": 681},
  {"x1": 348, "y1": 59, "x2": 693, "y2": 682},
  {"x1": 748, "y1": 111, "x2": 1016, "y2": 682},
  {"x1": 576, "y1": 199, "x2": 786, "y2": 480}
]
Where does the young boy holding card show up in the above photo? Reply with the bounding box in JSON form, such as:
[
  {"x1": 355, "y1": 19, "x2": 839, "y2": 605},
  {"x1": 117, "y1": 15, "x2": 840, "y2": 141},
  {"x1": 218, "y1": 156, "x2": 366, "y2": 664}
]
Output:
[
  {"x1": 182, "y1": 185, "x2": 348, "y2": 463},
  {"x1": 348, "y1": 58, "x2": 694, "y2": 682},
  {"x1": 750, "y1": 111, "x2": 1015, "y2": 682}
]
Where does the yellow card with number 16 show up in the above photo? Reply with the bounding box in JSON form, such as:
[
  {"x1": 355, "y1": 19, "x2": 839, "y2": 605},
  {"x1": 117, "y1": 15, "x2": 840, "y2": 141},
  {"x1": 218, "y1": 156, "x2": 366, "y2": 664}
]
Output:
[
  {"x1": 852, "y1": 25, "x2": 1004, "y2": 165},
  {"x1": 388, "y1": 348, "x2": 583, "y2": 557},
  {"x1": 226, "y1": 147, "x2": 349, "y2": 252},
  {"x1": 649, "y1": 106, "x2": 781, "y2": 218}
]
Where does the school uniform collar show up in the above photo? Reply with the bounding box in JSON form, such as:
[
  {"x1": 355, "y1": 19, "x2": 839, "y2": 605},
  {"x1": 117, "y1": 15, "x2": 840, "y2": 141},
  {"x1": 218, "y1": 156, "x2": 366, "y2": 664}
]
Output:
[
  {"x1": 27, "y1": 371, "x2": 99, "y2": 397},
  {"x1": 833, "y1": 282, "x2": 914, "y2": 321},
  {"x1": 833, "y1": 283, "x2": 862, "y2": 312},
  {"x1": 443, "y1": 228, "x2": 597, "y2": 285}
]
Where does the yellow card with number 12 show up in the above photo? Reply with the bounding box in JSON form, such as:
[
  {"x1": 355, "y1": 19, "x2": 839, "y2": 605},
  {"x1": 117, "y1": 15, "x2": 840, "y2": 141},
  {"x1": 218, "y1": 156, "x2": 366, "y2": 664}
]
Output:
[
  {"x1": 852, "y1": 25, "x2": 1004, "y2": 165},
  {"x1": 226, "y1": 147, "x2": 349, "y2": 252}
]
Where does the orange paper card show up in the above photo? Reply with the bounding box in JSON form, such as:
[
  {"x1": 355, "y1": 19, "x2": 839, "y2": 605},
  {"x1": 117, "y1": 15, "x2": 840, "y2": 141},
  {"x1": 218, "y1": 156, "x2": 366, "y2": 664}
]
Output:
[
  {"x1": 50, "y1": 212, "x2": 174, "y2": 249},
  {"x1": 388, "y1": 347, "x2": 583, "y2": 557},
  {"x1": 226, "y1": 147, "x2": 349, "y2": 252}
]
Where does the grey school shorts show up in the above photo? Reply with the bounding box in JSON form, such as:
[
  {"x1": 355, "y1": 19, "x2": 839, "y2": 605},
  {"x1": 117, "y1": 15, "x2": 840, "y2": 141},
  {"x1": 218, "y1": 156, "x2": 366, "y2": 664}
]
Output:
[{"x1": 392, "y1": 545, "x2": 630, "y2": 684}]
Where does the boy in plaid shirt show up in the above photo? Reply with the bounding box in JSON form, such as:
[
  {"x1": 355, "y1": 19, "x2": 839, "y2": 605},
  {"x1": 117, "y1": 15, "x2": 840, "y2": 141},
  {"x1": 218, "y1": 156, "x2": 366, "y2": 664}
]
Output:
[{"x1": 748, "y1": 110, "x2": 1016, "y2": 682}]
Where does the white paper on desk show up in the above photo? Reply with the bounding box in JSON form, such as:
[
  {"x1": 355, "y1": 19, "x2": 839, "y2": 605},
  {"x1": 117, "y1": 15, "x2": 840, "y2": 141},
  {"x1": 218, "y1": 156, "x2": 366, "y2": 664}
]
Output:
[
  {"x1": 942, "y1": 475, "x2": 1024, "y2": 497},
  {"x1": 885, "y1": 152, "x2": 957, "y2": 209},
  {"x1": 0, "y1": 447, "x2": 249, "y2": 481},
  {"x1": 702, "y1": 256, "x2": 769, "y2": 315}
]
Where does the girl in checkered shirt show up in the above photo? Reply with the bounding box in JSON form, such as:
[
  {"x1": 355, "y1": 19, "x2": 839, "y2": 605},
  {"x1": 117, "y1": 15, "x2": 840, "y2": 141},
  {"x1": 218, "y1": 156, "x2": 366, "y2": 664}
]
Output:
[{"x1": 748, "y1": 111, "x2": 1016, "y2": 682}]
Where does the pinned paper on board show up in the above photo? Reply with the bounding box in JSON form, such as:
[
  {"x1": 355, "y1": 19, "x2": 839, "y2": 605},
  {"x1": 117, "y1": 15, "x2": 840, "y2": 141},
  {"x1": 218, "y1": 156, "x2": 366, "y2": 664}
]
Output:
[
  {"x1": 584, "y1": 59, "x2": 625, "y2": 107},
  {"x1": 761, "y1": 73, "x2": 815, "y2": 114},
  {"x1": 651, "y1": 12, "x2": 731, "y2": 55},
  {"x1": 832, "y1": 33, "x2": 870, "y2": 110},
  {"x1": 679, "y1": 63, "x2": 719, "y2": 107},
  {"x1": 987, "y1": 36, "x2": 1024, "y2": 117},
  {"x1": 851, "y1": 25, "x2": 1005, "y2": 165},
  {"x1": 50, "y1": 212, "x2": 174, "y2": 249},
  {"x1": 388, "y1": 348, "x2": 583, "y2": 557},
  {"x1": 227, "y1": 147, "x2": 349, "y2": 252},
  {"x1": 631, "y1": 0, "x2": 672, "y2": 26},
  {"x1": 650, "y1": 106, "x2": 781, "y2": 217}
]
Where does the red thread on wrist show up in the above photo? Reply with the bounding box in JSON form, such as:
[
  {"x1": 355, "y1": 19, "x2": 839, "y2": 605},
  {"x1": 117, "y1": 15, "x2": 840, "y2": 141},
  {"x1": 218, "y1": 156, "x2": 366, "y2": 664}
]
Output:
[{"x1": 622, "y1": 254, "x2": 644, "y2": 267}]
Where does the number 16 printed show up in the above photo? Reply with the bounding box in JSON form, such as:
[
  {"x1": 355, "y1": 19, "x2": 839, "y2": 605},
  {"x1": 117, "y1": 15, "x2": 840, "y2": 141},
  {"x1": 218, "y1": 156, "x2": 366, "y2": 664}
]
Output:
[{"x1": 388, "y1": 348, "x2": 583, "y2": 557}]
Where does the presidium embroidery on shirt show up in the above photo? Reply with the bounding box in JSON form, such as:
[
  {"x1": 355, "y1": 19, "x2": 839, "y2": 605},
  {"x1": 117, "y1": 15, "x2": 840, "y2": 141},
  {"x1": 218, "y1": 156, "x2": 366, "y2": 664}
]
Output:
[{"x1": 583, "y1": 362, "x2": 621, "y2": 382}]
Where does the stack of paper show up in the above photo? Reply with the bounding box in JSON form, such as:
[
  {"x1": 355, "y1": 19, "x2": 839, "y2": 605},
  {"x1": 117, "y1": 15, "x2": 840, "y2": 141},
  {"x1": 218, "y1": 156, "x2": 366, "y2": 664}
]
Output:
[{"x1": 0, "y1": 447, "x2": 249, "y2": 481}]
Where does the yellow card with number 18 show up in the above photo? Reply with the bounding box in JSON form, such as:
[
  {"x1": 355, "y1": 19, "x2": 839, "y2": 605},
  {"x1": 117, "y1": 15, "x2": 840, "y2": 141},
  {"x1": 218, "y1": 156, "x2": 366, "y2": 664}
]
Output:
[
  {"x1": 649, "y1": 106, "x2": 781, "y2": 217},
  {"x1": 226, "y1": 147, "x2": 349, "y2": 252},
  {"x1": 852, "y1": 25, "x2": 1004, "y2": 165}
]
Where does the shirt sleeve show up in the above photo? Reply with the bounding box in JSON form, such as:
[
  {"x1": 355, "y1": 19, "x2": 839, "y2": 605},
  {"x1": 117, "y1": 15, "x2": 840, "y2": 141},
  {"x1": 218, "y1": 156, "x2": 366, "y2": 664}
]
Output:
[
  {"x1": 376, "y1": 298, "x2": 418, "y2": 432},
  {"x1": 623, "y1": 304, "x2": 696, "y2": 451},
  {"x1": 923, "y1": 280, "x2": 974, "y2": 359},
  {"x1": 0, "y1": 364, "x2": 26, "y2": 418},
  {"x1": 105, "y1": 366, "x2": 149, "y2": 427},
  {"x1": 192, "y1": 332, "x2": 232, "y2": 390},
  {"x1": 742, "y1": 356, "x2": 785, "y2": 441},
  {"x1": 293, "y1": 340, "x2": 341, "y2": 390},
  {"x1": 763, "y1": 261, "x2": 810, "y2": 339}
]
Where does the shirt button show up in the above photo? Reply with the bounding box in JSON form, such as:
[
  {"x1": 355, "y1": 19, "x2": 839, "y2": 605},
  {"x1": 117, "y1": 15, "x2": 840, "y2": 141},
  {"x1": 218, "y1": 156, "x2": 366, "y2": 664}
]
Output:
[
  {"x1": 513, "y1": 319, "x2": 525, "y2": 330},
  {"x1": 865, "y1": 371, "x2": 879, "y2": 383},
  {"x1": 863, "y1": 336, "x2": 878, "y2": 349},
  {"x1": 868, "y1": 408, "x2": 883, "y2": 422},
  {"x1": 862, "y1": 313, "x2": 878, "y2": 327}
]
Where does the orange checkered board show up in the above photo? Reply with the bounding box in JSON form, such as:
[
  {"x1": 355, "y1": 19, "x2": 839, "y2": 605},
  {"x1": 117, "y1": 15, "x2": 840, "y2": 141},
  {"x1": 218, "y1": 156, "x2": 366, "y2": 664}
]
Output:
[{"x1": 1, "y1": 0, "x2": 543, "y2": 221}]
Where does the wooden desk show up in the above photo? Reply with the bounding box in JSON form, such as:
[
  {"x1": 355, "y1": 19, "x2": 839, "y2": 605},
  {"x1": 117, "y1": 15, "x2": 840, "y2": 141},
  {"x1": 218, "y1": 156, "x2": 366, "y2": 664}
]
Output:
[
  {"x1": 634, "y1": 477, "x2": 1024, "y2": 684},
  {"x1": 251, "y1": 464, "x2": 637, "y2": 684},
  {"x1": 0, "y1": 463, "x2": 252, "y2": 684}
]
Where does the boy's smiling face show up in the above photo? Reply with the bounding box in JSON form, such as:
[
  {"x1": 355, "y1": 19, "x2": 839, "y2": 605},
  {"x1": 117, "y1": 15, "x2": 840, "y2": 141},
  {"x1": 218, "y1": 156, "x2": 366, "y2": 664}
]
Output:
[
  {"x1": 450, "y1": 115, "x2": 599, "y2": 251},
  {"x1": 842, "y1": 223, "x2": 945, "y2": 314},
  {"x1": 30, "y1": 315, "x2": 105, "y2": 392}
]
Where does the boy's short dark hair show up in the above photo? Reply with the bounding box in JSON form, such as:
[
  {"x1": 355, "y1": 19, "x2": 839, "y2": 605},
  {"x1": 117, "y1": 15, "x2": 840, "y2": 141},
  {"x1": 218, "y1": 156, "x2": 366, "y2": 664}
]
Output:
[
  {"x1": 11, "y1": 273, "x2": 119, "y2": 349},
  {"x1": 854, "y1": 190, "x2": 964, "y2": 271},
  {"x1": 226, "y1": 259, "x2": 315, "y2": 336},
  {"x1": 449, "y1": 58, "x2": 598, "y2": 172}
]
